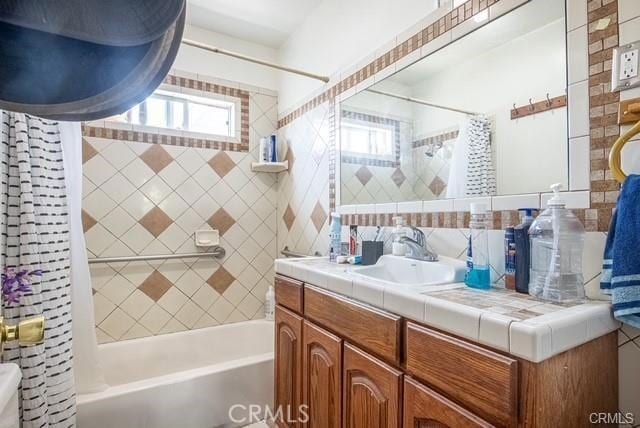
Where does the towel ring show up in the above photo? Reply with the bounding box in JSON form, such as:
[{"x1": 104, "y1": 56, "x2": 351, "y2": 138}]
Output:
[{"x1": 610, "y1": 119, "x2": 640, "y2": 184}]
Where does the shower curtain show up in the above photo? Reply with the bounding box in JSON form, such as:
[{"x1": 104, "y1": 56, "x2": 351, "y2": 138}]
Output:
[{"x1": 0, "y1": 112, "x2": 104, "y2": 427}]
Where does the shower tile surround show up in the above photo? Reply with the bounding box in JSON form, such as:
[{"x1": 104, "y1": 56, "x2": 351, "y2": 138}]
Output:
[
  {"x1": 82, "y1": 71, "x2": 278, "y2": 343},
  {"x1": 275, "y1": 0, "x2": 640, "y2": 421}
]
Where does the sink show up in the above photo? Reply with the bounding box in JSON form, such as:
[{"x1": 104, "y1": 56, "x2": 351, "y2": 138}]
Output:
[{"x1": 351, "y1": 255, "x2": 466, "y2": 288}]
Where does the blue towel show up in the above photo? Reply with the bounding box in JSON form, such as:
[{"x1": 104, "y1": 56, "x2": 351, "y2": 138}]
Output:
[{"x1": 601, "y1": 174, "x2": 640, "y2": 328}]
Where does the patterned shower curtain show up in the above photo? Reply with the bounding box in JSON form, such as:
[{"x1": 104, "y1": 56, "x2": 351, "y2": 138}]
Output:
[
  {"x1": 465, "y1": 116, "x2": 496, "y2": 196},
  {"x1": 0, "y1": 111, "x2": 76, "y2": 427}
]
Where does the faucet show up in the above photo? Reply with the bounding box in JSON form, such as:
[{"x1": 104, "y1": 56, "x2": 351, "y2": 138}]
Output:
[{"x1": 399, "y1": 227, "x2": 438, "y2": 262}]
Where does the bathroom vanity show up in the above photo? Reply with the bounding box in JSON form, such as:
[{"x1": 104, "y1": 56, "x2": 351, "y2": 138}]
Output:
[{"x1": 273, "y1": 257, "x2": 619, "y2": 428}]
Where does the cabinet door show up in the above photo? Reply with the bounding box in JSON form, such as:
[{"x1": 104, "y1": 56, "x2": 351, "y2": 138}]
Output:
[
  {"x1": 403, "y1": 377, "x2": 493, "y2": 428},
  {"x1": 343, "y1": 343, "x2": 403, "y2": 428},
  {"x1": 275, "y1": 305, "x2": 304, "y2": 428},
  {"x1": 303, "y1": 321, "x2": 342, "y2": 428}
]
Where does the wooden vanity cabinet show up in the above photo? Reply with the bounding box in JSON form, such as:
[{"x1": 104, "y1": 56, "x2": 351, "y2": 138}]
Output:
[
  {"x1": 343, "y1": 343, "x2": 403, "y2": 428},
  {"x1": 302, "y1": 321, "x2": 342, "y2": 428},
  {"x1": 273, "y1": 276, "x2": 618, "y2": 428},
  {"x1": 274, "y1": 305, "x2": 304, "y2": 428}
]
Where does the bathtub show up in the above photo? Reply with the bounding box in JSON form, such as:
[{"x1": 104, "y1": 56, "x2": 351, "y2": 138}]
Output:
[{"x1": 77, "y1": 320, "x2": 274, "y2": 428}]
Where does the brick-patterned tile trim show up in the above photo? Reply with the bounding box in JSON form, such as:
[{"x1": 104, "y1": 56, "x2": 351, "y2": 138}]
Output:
[
  {"x1": 412, "y1": 130, "x2": 459, "y2": 149},
  {"x1": 292, "y1": 0, "x2": 622, "y2": 232},
  {"x1": 83, "y1": 74, "x2": 250, "y2": 152}
]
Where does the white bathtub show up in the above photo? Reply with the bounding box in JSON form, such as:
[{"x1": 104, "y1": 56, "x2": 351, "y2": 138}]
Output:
[{"x1": 77, "y1": 320, "x2": 274, "y2": 428}]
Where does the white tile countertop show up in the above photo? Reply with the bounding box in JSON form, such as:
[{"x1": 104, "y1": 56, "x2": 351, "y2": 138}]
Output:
[{"x1": 274, "y1": 257, "x2": 620, "y2": 363}]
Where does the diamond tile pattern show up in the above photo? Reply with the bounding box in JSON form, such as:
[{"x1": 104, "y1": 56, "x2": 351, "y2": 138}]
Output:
[
  {"x1": 391, "y1": 168, "x2": 406, "y2": 188},
  {"x1": 208, "y1": 151, "x2": 236, "y2": 178},
  {"x1": 207, "y1": 267, "x2": 236, "y2": 294},
  {"x1": 138, "y1": 271, "x2": 173, "y2": 302},
  {"x1": 139, "y1": 206, "x2": 173, "y2": 237},
  {"x1": 428, "y1": 176, "x2": 446, "y2": 197},
  {"x1": 283, "y1": 204, "x2": 296, "y2": 231},
  {"x1": 207, "y1": 208, "x2": 236, "y2": 236},
  {"x1": 311, "y1": 202, "x2": 327, "y2": 233},
  {"x1": 140, "y1": 145, "x2": 173, "y2": 173},
  {"x1": 355, "y1": 165, "x2": 373, "y2": 186},
  {"x1": 83, "y1": 80, "x2": 278, "y2": 343},
  {"x1": 82, "y1": 138, "x2": 98, "y2": 164}
]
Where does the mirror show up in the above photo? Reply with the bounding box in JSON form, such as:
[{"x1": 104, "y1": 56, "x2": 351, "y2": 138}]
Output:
[{"x1": 339, "y1": 0, "x2": 567, "y2": 206}]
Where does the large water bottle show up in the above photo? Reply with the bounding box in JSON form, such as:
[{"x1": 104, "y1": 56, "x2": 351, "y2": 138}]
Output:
[
  {"x1": 529, "y1": 184, "x2": 585, "y2": 302},
  {"x1": 329, "y1": 212, "x2": 342, "y2": 262}
]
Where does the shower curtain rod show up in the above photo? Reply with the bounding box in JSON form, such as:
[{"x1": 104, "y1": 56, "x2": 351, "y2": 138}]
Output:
[
  {"x1": 366, "y1": 88, "x2": 479, "y2": 116},
  {"x1": 181, "y1": 38, "x2": 330, "y2": 82}
]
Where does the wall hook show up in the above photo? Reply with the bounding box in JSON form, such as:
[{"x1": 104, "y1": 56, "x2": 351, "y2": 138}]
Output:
[
  {"x1": 546, "y1": 93, "x2": 551, "y2": 107},
  {"x1": 513, "y1": 103, "x2": 518, "y2": 114},
  {"x1": 529, "y1": 98, "x2": 535, "y2": 111}
]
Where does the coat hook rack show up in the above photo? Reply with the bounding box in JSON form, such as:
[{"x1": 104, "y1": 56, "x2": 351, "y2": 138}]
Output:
[{"x1": 511, "y1": 94, "x2": 567, "y2": 120}]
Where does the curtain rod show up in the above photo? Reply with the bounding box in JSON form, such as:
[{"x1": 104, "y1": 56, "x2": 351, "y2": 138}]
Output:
[
  {"x1": 181, "y1": 38, "x2": 330, "y2": 83},
  {"x1": 365, "y1": 88, "x2": 479, "y2": 116}
]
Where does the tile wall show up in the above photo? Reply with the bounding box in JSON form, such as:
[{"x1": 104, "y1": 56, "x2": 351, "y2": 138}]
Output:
[{"x1": 82, "y1": 71, "x2": 279, "y2": 343}]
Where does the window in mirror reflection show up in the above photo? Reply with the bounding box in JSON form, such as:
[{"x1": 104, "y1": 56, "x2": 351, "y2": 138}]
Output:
[{"x1": 342, "y1": 121, "x2": 394, "y2": 159}]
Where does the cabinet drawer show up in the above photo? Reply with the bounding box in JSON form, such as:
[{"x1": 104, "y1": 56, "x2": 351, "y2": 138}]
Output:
[
  {"x1": 275, "y1": 275, "x2": 304, "y2": 314},
  {"x1": 304, "y1": 285, "x2": 402, "y2": 365},
  {"x1": 404, "y1": 377, "x2": 493, "y2": 428},
  {"x1": 405, "y1": 322, "x2": 518, "y2": 427}
]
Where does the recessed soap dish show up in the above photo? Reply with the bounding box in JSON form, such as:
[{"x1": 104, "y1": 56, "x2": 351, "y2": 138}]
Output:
[{"x1": 195, "y1": 230, "x2": 220, "y2": 247}]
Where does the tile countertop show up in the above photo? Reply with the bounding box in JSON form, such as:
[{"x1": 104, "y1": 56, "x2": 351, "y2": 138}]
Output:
[{"x1": 274, "y1": 257, "x2": 620, "y2": 363}]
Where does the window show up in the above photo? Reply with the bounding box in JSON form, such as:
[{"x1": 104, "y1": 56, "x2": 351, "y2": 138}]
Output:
[
  {"x1": 109, "y1": 89, "x2": 235, "y2": 137},
  {"x1": 341, "y1": 120, "x2": 395, "y2": 159}
]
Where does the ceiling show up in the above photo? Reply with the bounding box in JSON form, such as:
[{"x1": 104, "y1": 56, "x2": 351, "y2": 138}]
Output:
[{"x1": 186, "y1": 0, "x2": 322, "y2": 48}]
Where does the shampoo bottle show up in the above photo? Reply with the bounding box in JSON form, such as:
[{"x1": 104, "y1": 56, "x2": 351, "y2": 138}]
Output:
[
  {"x1": 329, "y1": 212, "x2": 342, "y2": 262},
  {"x1": 514, "y1": 208, "x2": 535, "y2": 293}
]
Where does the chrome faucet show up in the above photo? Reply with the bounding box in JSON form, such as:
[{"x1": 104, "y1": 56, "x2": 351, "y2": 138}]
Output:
[{"x1": 399, "y1": 227, "x2": 438, "y2": 262}]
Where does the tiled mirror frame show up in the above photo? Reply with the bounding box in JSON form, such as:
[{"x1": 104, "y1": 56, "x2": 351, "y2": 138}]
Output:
[{"x1": 277, "y1": 0, "x2": 620, "y2": 232}]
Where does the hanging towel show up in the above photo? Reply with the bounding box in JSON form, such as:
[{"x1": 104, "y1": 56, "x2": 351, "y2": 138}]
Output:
[
  {"x1": 600, "y1": 174, "x2": 640, "y2": 328},
  {"x1": 465, "y1": 116, "x2": 496, "y2": 197}
]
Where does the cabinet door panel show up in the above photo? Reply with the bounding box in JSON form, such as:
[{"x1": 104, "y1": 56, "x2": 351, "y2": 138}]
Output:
[
  {"x1": 343, "y1": 343, "x2": 402, "y2": 428},
  {"x1": 275, "y1": 305, "x2": 303, "y2": 428},
  {"x1": 303, "y1": 321, "x2": 342, "y2": 428},
  {"x1": 403, "y1": 377, "x2": 493, "y2": 428}
]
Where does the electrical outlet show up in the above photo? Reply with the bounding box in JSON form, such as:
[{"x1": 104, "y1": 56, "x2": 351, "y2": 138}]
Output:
[
  {"x1": 612, "y1": 41, "x2": 640, "y2": 92},
  {"x1": 620, "y1": 49, "x2": 639, "y2": 80}
]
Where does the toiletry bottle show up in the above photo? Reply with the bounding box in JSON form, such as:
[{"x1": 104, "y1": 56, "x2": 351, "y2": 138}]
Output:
[
  {"x1": 269, "y1": 135, "x2": 278, "y2": 162},
  {"x1": 514, "y1": 208, "x2": 535, "y2": 293},
  {"x1": 265, "y1": 286, "x2": 275, "y2": 320},
  {"x1": 391, "y1": 216, "x2": 406, "y2": 256},
  {"x1": 329, "y1": 212, "x2": 342, "y2": 262},
  {"x1": 465, "y1": 203, "x2": 491, "y2": 290},
  {"x1": 349, "y1": 225, "x2": 358, "y2": 255},
  {"x1": 504, "y1": 227, "x2": 516, "y2": 290},
  {"x1": 529, "y1": 184, "x2": 585, "y2": 302},
  {"x1": 259, "y1": 137, "x2": 268, "y2": 162}
]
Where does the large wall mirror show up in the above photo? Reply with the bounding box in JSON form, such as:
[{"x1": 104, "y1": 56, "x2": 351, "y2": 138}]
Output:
[{"x1": 338, "y1": 0, "x2": 567, "y2": 206}]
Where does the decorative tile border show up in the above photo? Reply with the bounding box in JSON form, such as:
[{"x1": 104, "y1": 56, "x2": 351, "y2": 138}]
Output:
[
  {"x1": 412, "y1": 130, "x2": 459, "y2": 149},
  {"x1": 280, "y1": 0, "x2": 625, "y2": 232},
  {"x1": 84, "y1": 73, "x2": 250, "y2": 152}
]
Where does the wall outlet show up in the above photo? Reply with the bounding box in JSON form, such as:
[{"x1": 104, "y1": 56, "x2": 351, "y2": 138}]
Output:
[{"x1": 612, "y1": 41, "x2": 640, "y2": 92}]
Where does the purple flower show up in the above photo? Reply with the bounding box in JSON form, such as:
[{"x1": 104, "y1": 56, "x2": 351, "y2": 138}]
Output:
[{"x1": 1, "y1": 267, "x2": 41, "y2": 306}]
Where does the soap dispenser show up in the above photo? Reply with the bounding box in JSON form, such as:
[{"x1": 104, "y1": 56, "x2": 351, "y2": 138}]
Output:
[
  {"x1": 529, "y1": 184, "x2": 585, "y2": 302},
  {"x1": 391, "y1": 216, "x2": 406, "y2": 256}
]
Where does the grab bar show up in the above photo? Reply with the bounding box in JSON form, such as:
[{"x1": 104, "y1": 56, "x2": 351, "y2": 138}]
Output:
[
  {"x1": 281, "y1": 246, "x2": 322, "y2": 258},
  {"x1": 88, "y1": 247, "x2": 225, "y2": 264}
]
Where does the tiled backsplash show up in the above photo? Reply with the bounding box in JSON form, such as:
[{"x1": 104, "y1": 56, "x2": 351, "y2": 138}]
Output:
[{"x1": 83, "y1": 72, "x2": 279, "y2": 343}]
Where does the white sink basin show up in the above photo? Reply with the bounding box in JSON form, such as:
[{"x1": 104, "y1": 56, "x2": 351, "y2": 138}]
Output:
[{"x1": 351, "y1": 255, "x2": 466, "y2": 288}]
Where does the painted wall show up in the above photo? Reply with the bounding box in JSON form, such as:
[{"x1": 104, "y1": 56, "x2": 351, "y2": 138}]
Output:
[
  {"x1": 277, "y1": 0, "x2": 440, "y2": 112},
  {"x1": 176, "y1": 24, "x2": 281, "y2": 91}
]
